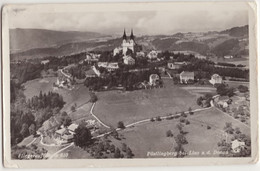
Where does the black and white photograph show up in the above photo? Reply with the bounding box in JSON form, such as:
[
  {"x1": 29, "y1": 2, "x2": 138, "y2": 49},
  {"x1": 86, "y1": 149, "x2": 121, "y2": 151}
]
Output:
[{"x1": 1, "y1": 1, "x2": 258, "y2": 168}]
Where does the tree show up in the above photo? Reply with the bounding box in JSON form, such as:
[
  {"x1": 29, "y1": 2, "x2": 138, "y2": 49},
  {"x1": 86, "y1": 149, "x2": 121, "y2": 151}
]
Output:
[
  {"x1": 20, "y1": 123, "x2": 29, "y2": 138},
  {"x1": 71, "y1": 105, "x2": 76, "y2": 112},
  {"x1": 114, "y1": 147, "x2": 121, "y2": 158},
  {"x1": 117, "y1": 121, "x2": 125, "y2": 129},
  {"x1": 63, "y1": 116, "x2": 72, "y2": 127},
  {"x1": 74, "y1": 124, "x2": 92, "y2": 148},
  {"x1": 238, "y1": 85, "x2": 248, "y2": 93},
  {"x1": 166, "y1": 130, "x2": 173, "y2": 137},
  {"x1": 29, "y1": 124, "x2": 36, "y2": 136},
  {"x1": 122, "y1": 143, "x2": 127, "y2": 152},
  {"x1": 126, "y1": 147, "x2": 134, "y2": 158},
  {"x1": 224, "y1": 122, "x2": 234, "y2": 134},
  {"x1": 90, "y1": 92, "x2": 98, "y2": 103}
]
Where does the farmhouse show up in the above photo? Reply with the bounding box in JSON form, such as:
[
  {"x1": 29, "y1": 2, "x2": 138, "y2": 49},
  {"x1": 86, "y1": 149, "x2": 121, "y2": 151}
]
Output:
[
  {"x1": 195, "y1": 54, "x2": 207, "y2": 60},
  {"x1": 180, "y1": 71, "x2": 194, "y2": 84},
  {"x1": 41, "y1": 60, "x2": 50, "y2": 65},
  {"x1": 167, "y1": 61, "x2": 187, "y2": 70},
  {"x1": 147, "y1": 50, "x2": 159, "y2": 60},
  {"x1": 231, "y1": 139, "x2": 245, "y2": 153},
  {"x1": 224, "y1": 55, "x2": 233, "y2": 59},
  {"x1": 209, "y1": 74, "x2": 222, "y2": 85},
  {"x1": 123, "y1": 55, "x2": 135, "y2": 65},
  {"x1": 67, "y1": 123, "x2": 78, "y2": 134},
  {"x1": 85, "y1": 68, "x2": 98, "y2": 78},
  {"x1": 149, "y1": 74, "x2": 160, "y2": 86},
  {"x1": 98, "y1": 62, "x2": 119, "y2": 72}
]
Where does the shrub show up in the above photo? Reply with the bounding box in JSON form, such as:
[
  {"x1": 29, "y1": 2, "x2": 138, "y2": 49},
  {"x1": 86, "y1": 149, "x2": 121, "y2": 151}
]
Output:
[
  {"x1": 150, "y1": 118, "x2": 155, "y2": 122},
  {"x1": 185, "y1": 120, "x2": 190, "y2": 125},
  {"x1": 156, "y1": 116, "x2": 162, "y2": 121},
  {"x1": 180, "y1": 117, "x2": 185, "y2": 123},
  {"x1": 207, "y1": 125, "x2": 211, "y2": 130},
  {"x1": 117, "y1": 121, "x2": 125, "y2": 129},
  {"x1": 166, "y1": 130, "x2": 173, "y2": 137}
]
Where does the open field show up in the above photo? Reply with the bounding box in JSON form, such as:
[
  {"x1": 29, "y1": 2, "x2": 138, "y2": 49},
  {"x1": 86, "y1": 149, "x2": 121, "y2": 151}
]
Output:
[
  {"x1": 119, "y1": 107, "x2": 250, "y2": 158},
  {"x1": 94, "y1": 80, "x2": 200, "y2": 127},
  {"x1": 223, "y1": 80, "x2": 249, "y2": 88},
  {"x1": 209, "y1": 56, "x2": 249, "y2": 68},
  {"x1": 23, "y1": 77, "x2": 91, "y2": 112}
]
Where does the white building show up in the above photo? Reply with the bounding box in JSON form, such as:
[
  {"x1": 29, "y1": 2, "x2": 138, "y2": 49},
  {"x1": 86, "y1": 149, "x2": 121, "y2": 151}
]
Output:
[
  {"x1": 123, "y1": 55, "x2": 135, "y2": 65},
  {"x1": 147, "y1": 50, "x2": 158, "y2": 60},
  {"x1": 209, "y1": 74, "x2": 222, "y2": 85},
  {"x1": 231, "y1": 139, "x2": 246, "y2": 153},
  {"x1": 98, "y1": 62, "x2": 119, "y2": 72},
  {"x1": 224, "y1": 55, "x2": 234, "y2": 59},
  {"x1": 180, "y1": 71, "x2": 194, "y2": 84},
  {"x1": 149, "y1": 74, "x2": 160, "y2": 86},
  {"x1": 41, "y1": 60, "x2": 50, "y2": 65},
  {"x1": 113, "y1": 47, "x2": 122, "y2": 56}
]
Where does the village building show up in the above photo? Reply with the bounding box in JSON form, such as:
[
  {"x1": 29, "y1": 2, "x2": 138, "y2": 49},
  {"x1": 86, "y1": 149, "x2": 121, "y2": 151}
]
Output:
[
  {"x1": 167, "y1": 61, "x2": 187, "y2": 70},
  {"x1": 67, "y1": 123, "x2": 78, "y2": 134},
  {"x1": 224, "y1": 55, "x2": 234, "y2": 59},
  {"x1": 85, "y1": 68, "x2": 98, "y2": 78},
  {"x1": 231, "y1": 139, "x2": 246, "y2": 153},
  {"x1": 113, "y1": 47, "x2": 122, "y2": 56},
  {"x1": 123, "y1": 55, "x2": 135, "y2": 65},
  {"x1": 147, "y1": 50, "x2": 158, "y2": 60},
  {"x1": 209, "y1": 74, "x2": 222, "y2": 85},
  {"x1": 41, "y1": 60, "x2": 50, "y2": 65},
  {"x1": 179, "y1": 71, "x2": 194, "y2": 84},
  {"x1": 149, "y1": 74, "x2": 160, "y2": 86},
  {"x1": 195, "y1": 54, "x2": 207, "y2": 60},
  {"x1": 136, "y1": 51, "x2": 145, "y2": 58},
  {"x1": 97, "y1": 62, "x2": 119, "y2": 72}
]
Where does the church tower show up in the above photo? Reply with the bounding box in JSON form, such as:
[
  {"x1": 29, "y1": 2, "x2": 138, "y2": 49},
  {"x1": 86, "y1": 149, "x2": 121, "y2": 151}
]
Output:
[{"x1": 122, "y1": 28, "x2": 135, "y2": 55}]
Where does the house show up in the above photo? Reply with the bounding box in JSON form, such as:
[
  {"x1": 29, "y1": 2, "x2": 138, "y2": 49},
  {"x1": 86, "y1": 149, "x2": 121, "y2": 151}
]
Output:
[
  {"x1": 147, "y1": 50, "x2": 158, "y2": 60},
  {"x1": 85, "y1": 68, "x2": 98, "y2": 78},
  {"x1": 97, "y1": 62, "x2": 119, "y2": 72},
  {"x1": 123, "y1": 55, "x2": 135, "y2": 65},
  {"x1": 179, "y1": 71, "x2": 194, "y2": 84},
  {"x1": 215, "y1": 96, "x2": 232, "y2": 108},
  {"x1": 41, "y1": 60, "x2": 50, "y2": 65},
  {"x1": 136, "y1": 51, "x2": 145, "y2": 58},
  {"x1": 167, "y1": 61, "x2": 187, "y2": 70},
  {"x1": 209, "y1": 74, "x2": 222, "y2": 85},
  {"x1": 224, "y1": 55, "x2": 233, "y2": 59},
  {"x1": 195, "y1": 54, "x2": 207, "y2": 60},
  {"x1": 231, "y1": 139, "x2": 245, "y2": 153},
  {"x1": 149, "y1": 74, "x2": 160, "y2": 86},
  {"x1": 67, "y1": 123, "x2": 78, "y2": 134},
  {"x1": 113, "y1": 47, "x2": 122, "y2": 56},
  {"x1": 55, "y1": 128, "x2": 68, "y2": 136}
]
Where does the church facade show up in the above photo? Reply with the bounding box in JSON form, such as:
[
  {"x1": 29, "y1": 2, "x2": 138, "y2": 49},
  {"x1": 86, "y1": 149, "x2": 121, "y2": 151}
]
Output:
[
  {"x1": 122, "y1": 29, "x2": 135, "y2": 55},
  {"x1": 114, "y1": 29, "x2": 139, "y2": 56}
]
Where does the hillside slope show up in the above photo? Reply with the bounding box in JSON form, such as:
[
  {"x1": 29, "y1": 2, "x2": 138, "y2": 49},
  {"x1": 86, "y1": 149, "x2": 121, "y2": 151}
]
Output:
[{"x1": 10, "y1": 28, "x2": 106, "y2": 53}]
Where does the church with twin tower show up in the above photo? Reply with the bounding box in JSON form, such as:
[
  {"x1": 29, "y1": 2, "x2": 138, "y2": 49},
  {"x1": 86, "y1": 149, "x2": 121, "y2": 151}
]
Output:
[{"x1": 122, "y1": 28, "x2": 135, "y2": 55}]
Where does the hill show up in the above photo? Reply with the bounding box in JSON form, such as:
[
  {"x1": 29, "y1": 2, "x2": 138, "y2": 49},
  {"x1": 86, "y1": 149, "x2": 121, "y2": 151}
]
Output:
[
  {"x1": 10, "y1": 25, "x2": 249, "y2": 60},
  {"x1": 10, "y1": 28, "x2": 107, "y2": 53}
]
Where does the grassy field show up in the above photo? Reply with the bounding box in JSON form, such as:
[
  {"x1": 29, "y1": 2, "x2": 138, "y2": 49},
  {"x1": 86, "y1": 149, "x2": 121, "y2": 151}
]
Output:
[
  {"x1": 94, "y1": 80, "x2": 199, "y2": 127},
  {"x1": 23, "y1": 77, "x2": 91, "y2": 112},
  {"x1": 119, "y1": 107, "x2": 250, "y2": 158}
]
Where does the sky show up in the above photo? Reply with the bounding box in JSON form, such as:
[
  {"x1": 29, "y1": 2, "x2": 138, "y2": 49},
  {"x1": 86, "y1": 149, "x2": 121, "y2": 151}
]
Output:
[{"x1": 8, "y1": 5, "x2": 248, "y2": 35}]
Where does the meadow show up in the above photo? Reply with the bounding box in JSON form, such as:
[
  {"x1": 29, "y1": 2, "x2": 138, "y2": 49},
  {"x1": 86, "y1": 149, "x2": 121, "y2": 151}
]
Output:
[
  {"x1": 119, "y1": 107, "x2": 250, "y2": 158},
  {"x1": 94, "y1": 80, "x2": 199, "y2": 127}
]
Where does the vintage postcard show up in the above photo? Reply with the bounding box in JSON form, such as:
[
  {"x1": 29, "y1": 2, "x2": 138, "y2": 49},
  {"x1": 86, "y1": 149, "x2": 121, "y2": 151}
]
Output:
[{"x1": 2, "y1": 1, "x2": 258, "y2": 168}]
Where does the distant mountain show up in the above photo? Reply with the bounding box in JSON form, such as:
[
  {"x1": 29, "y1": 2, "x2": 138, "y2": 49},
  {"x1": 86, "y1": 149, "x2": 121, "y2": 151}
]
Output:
[
  {"x1": 10, "y1": 28, "x2": 107, "y2": 53},
  {"x1": 10, "y1": 25, "x2": 249, "y2": 60},
  {"x1": 219, "y1": 25, "x2": 248, "y2": 37}
]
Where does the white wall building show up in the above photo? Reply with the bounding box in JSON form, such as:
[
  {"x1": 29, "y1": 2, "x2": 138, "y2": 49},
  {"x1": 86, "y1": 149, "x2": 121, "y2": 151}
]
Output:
[{"x1": 209, "y1": 74, "x2": 222, "y2": 85}]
